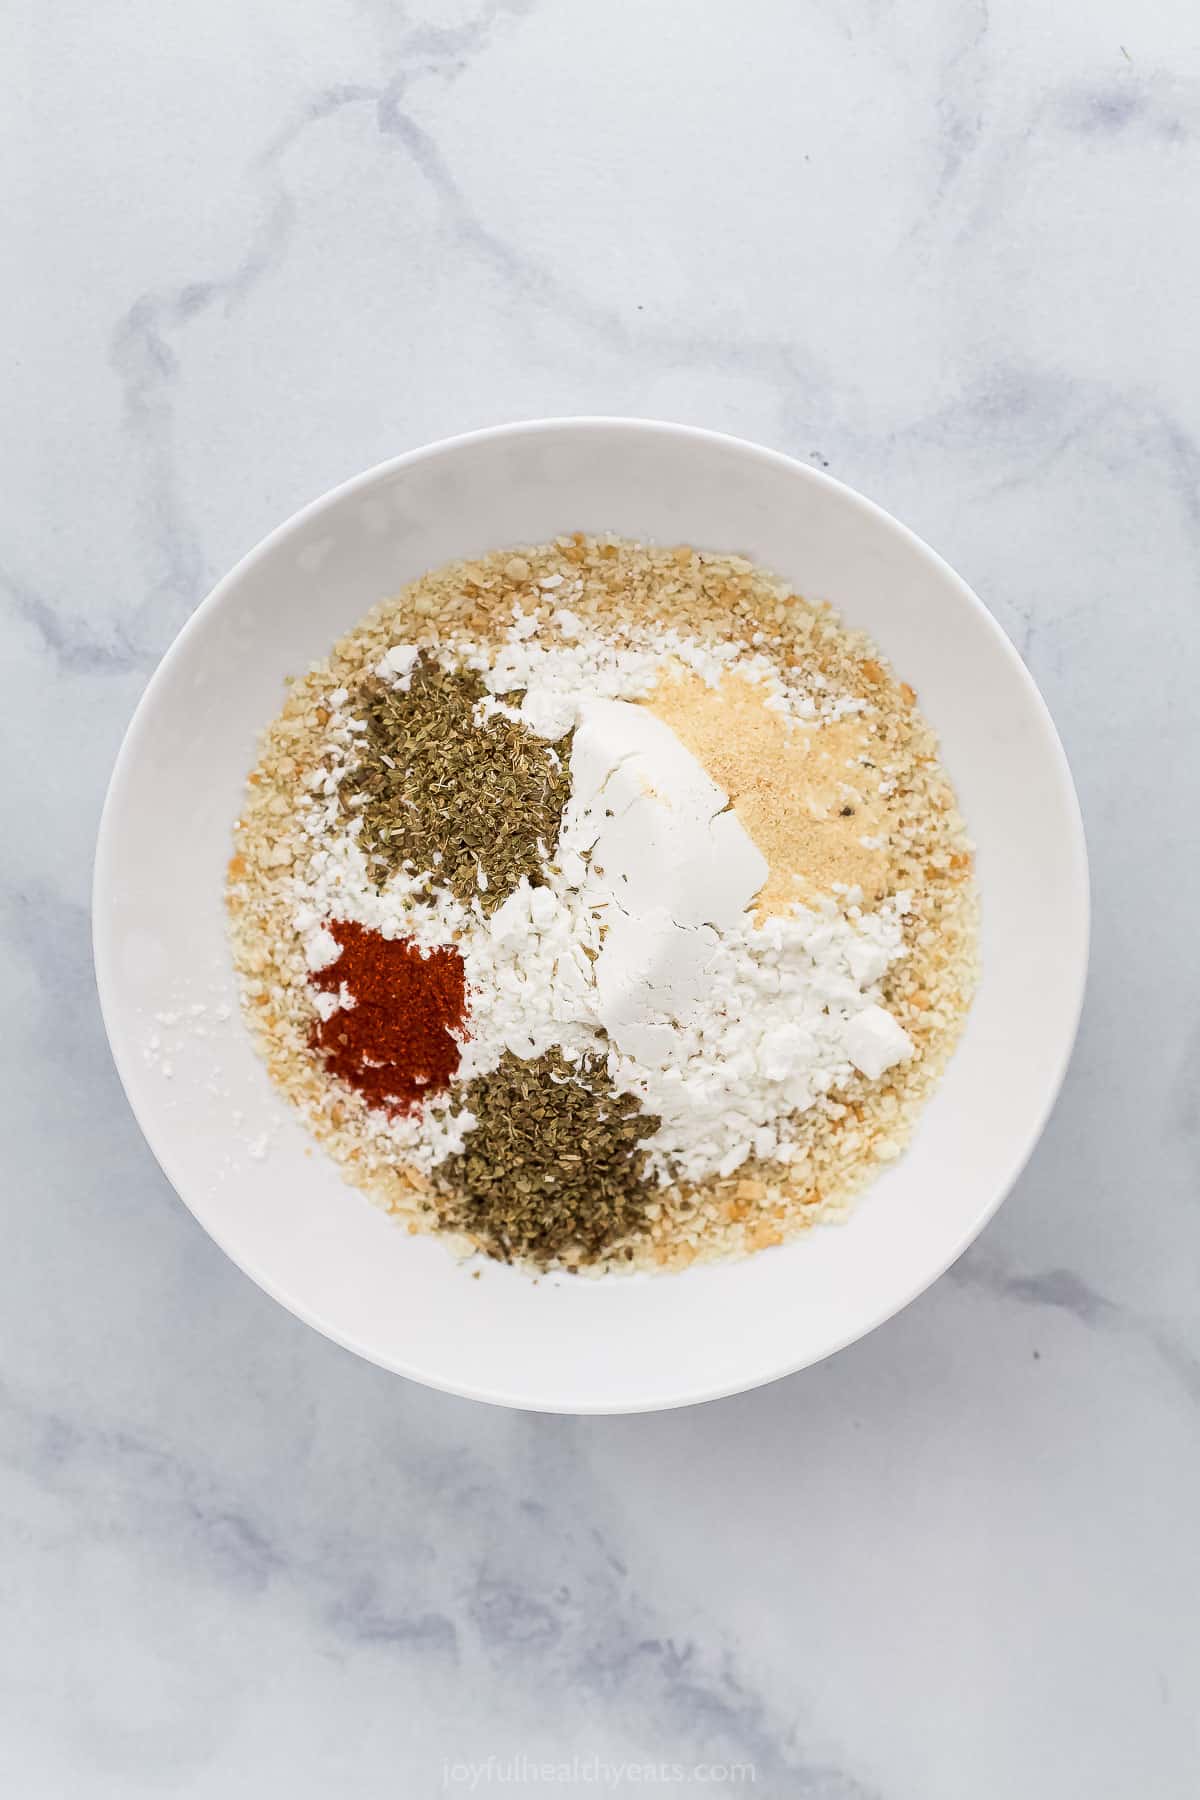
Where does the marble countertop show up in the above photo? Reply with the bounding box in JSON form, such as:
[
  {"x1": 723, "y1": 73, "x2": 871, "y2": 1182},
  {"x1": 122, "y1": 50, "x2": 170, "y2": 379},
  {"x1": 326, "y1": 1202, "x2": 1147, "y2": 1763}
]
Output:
[{"x1": 5, "y1": 2, "x2": 1199, "y2": 1794}]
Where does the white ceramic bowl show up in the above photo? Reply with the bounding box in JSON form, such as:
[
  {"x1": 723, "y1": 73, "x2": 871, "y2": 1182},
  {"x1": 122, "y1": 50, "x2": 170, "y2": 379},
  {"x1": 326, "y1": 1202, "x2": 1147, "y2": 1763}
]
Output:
[{"x1": 94, "y1": 419, "x2": 1088, "y2": 1413}]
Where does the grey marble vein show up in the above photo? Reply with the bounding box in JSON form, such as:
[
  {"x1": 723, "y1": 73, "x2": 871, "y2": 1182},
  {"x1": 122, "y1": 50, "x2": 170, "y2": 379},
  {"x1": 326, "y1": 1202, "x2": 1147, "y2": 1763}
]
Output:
[
  {"x1": 0, "y1": 1366, "x2": 879, "y2": 1793},
  {"x1": 1054, "y1": 77, "x2": 1196, "y2": 143},
  {"x1": 954, "y1": 1252, "x2": 1200, "y2": 1407},
  {"x1": 0, "y1": 565, "x2": 149, "y2": 676},
  {"x1": 5, "y1": 0, "x2": 1200, "y2": 1794},
  {"x1": 109, "y1": 198, "x2": 292, "y2": 642}
]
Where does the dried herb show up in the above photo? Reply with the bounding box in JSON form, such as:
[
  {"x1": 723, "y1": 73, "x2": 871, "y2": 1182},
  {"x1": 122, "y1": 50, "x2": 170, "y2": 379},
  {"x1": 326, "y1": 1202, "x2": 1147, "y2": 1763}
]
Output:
[
  {"x1": 349, "y1": 657, "x2": 571, "y2": 913},
  {"x1": 436, "y1": 1049, "x2": 660, "y2": 1267}
]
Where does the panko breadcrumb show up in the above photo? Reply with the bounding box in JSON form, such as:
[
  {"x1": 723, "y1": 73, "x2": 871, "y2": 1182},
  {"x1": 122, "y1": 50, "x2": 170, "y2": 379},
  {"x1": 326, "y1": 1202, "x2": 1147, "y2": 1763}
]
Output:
[{"x1": 226, "y1": 536, "x2": 979, "y2": 1274}]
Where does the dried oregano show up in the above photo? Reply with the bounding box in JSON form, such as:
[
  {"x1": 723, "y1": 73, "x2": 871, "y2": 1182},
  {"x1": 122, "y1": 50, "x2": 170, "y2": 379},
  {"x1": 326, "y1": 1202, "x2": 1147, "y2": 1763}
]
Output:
[
  {"x1": 348, "y1": 656, "x2": 572, "y2": 913},
  {"x1": 435, "y1": 1049, "x2": 660, "y2": 1267}
]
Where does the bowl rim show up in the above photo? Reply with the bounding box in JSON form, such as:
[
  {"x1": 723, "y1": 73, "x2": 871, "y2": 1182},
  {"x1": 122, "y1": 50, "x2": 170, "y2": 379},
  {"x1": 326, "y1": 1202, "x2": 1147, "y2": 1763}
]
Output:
[{"x1": 93, "y1": 415, "x2": 1090, "y2": 1411}]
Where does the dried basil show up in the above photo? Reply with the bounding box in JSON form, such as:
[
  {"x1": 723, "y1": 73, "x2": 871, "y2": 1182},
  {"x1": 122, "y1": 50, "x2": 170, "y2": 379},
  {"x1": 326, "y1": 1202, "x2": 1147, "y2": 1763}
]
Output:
[
  {"x1": 348, "y1": 656, "x2": 572, "y2": 913},
  {"x1": 436, "y1": 1049, "x2": 660, "y2": 1267}
]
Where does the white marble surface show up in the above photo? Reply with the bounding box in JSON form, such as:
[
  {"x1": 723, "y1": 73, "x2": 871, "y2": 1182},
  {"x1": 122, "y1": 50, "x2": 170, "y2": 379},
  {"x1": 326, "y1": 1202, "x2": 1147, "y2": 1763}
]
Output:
[{"x1": 4, "y1": 1, "x2": 1199, "y2": 1793}]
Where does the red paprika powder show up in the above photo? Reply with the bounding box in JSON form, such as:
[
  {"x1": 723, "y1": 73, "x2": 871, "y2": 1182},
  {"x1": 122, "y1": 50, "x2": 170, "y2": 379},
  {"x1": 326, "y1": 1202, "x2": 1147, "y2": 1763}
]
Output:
[{"x1": 309, "y1": 920, "x2": 468, "y2": 1115}]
